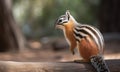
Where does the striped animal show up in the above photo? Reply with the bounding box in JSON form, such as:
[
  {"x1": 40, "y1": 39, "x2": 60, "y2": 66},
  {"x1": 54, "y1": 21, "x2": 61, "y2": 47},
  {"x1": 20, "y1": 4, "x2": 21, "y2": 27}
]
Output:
[{"x1": 55, "y1": 10, "x2": 110, "y2": 72}]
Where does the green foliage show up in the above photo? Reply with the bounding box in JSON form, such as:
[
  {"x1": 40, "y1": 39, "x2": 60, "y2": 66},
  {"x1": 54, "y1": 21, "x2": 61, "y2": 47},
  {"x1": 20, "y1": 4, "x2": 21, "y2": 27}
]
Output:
[{"x1": 13, "y1": 0, "x2": 100, "y2": 38}]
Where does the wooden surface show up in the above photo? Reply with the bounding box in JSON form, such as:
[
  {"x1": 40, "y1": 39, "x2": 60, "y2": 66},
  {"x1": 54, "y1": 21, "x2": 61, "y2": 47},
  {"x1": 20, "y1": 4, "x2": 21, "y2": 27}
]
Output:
[{"x1": 0, "y1": 59, "x2": 119, "y2": 72}]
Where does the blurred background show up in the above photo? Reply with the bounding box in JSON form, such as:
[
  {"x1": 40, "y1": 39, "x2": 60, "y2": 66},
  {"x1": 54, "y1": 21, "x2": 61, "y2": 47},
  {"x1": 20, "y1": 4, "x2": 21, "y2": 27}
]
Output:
[{"x1": 0, "y1": 0, "x2": 119, "y2": 62}]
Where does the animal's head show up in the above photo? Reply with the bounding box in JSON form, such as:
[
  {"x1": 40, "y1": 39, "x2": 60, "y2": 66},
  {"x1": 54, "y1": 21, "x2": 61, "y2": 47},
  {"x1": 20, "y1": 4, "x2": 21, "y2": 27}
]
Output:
[{"x1": 55, "y1": 10, "x2": 77, "y2": 29}]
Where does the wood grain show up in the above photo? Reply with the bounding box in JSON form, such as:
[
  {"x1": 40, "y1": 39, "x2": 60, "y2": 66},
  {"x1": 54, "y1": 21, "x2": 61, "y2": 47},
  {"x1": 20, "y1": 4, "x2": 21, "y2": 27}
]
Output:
[{"x1": 0, "y1": 59, "x2": 119, "y2": 72}]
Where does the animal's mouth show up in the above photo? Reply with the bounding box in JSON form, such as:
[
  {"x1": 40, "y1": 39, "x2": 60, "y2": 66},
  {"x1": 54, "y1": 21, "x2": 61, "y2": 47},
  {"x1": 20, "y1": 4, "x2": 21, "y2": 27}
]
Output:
[{"x1": 55, "y1": 25, "x2": 64, "y2": 30}]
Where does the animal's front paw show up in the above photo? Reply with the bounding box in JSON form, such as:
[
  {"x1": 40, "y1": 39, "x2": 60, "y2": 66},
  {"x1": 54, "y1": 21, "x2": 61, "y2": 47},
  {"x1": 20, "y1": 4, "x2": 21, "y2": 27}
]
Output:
[{"x1": 71, "y1": 50, "x2": 75, "y2": 55}]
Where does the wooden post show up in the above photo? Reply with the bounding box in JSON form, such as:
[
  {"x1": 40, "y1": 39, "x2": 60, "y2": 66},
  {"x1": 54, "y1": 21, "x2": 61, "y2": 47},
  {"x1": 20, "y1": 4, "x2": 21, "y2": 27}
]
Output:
[{"x1": 0, "y1": 59, "x2": 119, "y2": 72}]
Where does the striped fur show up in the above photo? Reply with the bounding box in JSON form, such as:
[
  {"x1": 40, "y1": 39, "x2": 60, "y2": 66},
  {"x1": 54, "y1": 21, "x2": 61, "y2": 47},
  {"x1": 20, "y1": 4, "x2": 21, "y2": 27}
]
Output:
[
  {"x1": 55, "y1": 10, "x2": 110, "y2": 72},
  {"x1": 73, "y1": 24, "x2": 109, "y2": 72},
  {"x1": 73, "y1": 24, "x2": 104, "y2": 54}
]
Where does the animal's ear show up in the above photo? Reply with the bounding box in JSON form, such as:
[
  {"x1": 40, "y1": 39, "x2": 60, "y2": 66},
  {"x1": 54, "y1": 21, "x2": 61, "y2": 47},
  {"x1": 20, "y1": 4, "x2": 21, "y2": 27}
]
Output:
[{"x1": 65, "y1": 10, "x2": 70, "y2": 19}]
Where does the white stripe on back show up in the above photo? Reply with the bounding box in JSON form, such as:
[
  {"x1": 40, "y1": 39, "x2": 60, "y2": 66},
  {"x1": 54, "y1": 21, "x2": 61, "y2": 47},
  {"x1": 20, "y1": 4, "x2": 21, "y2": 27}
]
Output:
[{"x1": 73, "y1": 24, "x2": 104, "y2": 53}]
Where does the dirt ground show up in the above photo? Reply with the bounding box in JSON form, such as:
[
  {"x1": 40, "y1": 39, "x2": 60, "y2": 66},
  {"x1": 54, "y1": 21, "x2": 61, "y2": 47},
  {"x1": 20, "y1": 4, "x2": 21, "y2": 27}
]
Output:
[{"x1": 0, "y1": 38, "x2": 119, "y2": 62}]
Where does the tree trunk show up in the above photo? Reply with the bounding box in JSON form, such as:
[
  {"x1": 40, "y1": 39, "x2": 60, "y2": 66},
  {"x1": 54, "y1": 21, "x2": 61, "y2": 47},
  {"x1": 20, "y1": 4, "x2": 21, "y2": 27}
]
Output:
[
  {"x1": 0, "y1": 0, "x2": 25, "y2": 52},
  {"x1": 98, "y1": 0, "x2": 120, "y2": 32}
]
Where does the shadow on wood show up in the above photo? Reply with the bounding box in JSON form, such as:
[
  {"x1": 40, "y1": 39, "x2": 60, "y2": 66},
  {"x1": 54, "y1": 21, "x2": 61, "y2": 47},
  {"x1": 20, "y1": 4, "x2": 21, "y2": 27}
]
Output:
[{"x1": 0, "y1": 59, "x2": 119, "y2": 72}]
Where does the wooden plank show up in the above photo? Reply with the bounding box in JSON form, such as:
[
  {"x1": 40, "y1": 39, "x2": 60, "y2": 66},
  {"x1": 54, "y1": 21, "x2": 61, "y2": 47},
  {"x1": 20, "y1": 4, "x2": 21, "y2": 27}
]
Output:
[{"x1": 0, "y1": 59, "x2": 119, "y2": 72}]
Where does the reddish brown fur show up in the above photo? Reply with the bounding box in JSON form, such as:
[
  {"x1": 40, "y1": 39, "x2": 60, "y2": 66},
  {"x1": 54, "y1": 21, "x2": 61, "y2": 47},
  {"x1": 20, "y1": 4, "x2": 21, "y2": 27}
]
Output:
[
  {"x1": 78, "y1": 36, "x2": 99, "y2": 61},
  {"x1": 63, "y1": 19, "x2": 99, "y2": 62},
  {"x1": 64, "y1": 19, "x2": 77, "y2": 51}
]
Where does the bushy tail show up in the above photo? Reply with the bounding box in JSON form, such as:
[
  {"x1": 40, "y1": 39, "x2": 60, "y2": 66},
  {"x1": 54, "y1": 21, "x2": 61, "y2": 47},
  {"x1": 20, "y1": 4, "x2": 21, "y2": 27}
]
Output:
[{"x1": 90, "y1": 55, "x2": 110, "y2": 72}]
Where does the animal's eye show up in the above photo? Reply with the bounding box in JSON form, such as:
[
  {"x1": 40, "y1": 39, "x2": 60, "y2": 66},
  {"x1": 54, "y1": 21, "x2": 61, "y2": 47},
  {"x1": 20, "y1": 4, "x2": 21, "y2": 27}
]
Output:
[{"x1": 59, "y1": 19, "x2": 62, "y2": 23}]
